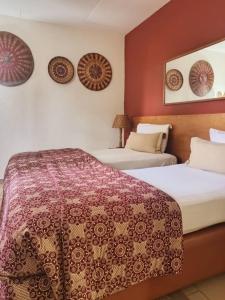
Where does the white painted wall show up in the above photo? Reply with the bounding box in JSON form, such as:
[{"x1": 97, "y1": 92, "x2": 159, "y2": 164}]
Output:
[{"x1": 0, "y1": 15, "x2": 124, "y2": 178}]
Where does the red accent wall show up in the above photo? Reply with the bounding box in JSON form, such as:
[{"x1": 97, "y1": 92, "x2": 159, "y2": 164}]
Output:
[{"x1": 125, "y1": 0, "x2": 225, "y2": 117}]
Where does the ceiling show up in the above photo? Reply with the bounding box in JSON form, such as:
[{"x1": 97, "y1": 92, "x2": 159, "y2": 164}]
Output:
[{"x1": 0, "y1": 0, "x2": 170, "y2": 34}]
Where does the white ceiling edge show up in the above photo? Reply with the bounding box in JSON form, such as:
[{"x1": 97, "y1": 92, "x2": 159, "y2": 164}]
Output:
[
  {"x1": 0, "y1": 0, "x2": 170, "y2": 35},
  {"x1": 0, "y1": 13, "x2": 125, "y2": 37}
]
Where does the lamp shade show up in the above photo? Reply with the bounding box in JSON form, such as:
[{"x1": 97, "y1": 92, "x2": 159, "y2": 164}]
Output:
[{"x1": 112, "y1": 114, "x2": 130, "y2": 129}]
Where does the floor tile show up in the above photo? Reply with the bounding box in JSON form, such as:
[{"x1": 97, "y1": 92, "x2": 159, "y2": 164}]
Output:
[
  {"x1": 196, "y1": 273, "x2": 225, "y2": 300},
  {"x1": 183, "y1": 285, "x2": 199, "y2": 296},
  {"x1": 170, "y1": 292, "x2": 189, "y2": 300},
  {"x1": 159, "y1": 291, "x2": 189, "y2": 300},
  {"x1": 186, "y1": 292, "x2": 208, "y2": 300},
  {"x1": 160, "y1": 273, "x2": 225, "y2": 300},
  {"x1": 158, "y1": 296, "x2": 172, "y2": 300}
]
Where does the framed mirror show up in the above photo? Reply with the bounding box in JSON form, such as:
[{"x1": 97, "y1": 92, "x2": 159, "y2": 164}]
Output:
[{"x1": 164, "y1": 38, "x2": 225, "y2": 104}]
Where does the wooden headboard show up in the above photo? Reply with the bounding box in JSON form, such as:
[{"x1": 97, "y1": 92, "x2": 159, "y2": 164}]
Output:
[{"x1": 132, "y1": 113, "x2": 225, "y2": 163}]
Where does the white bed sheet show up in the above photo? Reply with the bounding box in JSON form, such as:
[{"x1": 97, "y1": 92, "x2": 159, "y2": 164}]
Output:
[
  {"x1": 124, "y1": 164, "x2": 225, "y2": 234},
  {"x1": 88, "y1": 148, "x2": 177, "y2": 170}
]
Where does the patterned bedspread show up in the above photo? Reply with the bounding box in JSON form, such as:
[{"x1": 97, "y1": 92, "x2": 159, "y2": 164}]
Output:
[{"x1": 0, "y1": 149, "x2": 183, "y2": 300}]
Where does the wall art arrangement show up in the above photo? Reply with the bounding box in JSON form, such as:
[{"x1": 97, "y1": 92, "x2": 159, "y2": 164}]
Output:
[
  {"x1": 0, "y1": 30, "x2": 113, "y2": 91},
  {"x1": 77, "y1": 53, "x2": 112, "y2": 91},
  {"x1": 164, "y1": 38, "x2": 225, "y2": 104},
  {"x1": 48, "y1": 56, "x2": 74, "y2": 84},
  {"x1": 0, "y1": 31, "x2": 34, "y2": 87},
  {"x1": 48, "y1": 52, "x2": 112, "y2": 91}
]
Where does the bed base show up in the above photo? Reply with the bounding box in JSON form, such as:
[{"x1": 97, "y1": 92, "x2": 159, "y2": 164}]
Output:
[{"x1": 105, "y1": 223, "x2": 225, "y2": 300}]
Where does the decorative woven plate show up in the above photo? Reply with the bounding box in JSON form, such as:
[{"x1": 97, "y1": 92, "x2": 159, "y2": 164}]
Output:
[
  {"x1": 166, "y1": 69, "x2": 183, "y2": 91},
  {"x1": 0, "y1": 31, "x2": 34, "y2": 86},
  {"x1": 77, "y1": 53, "x2": 112, "y2": 91},
  {"x1": 189, "y1": 60, "x2": 214, "y2": 97},
  {"x1": 48, "y1": 56, "x2": 74, "y2": 84}
]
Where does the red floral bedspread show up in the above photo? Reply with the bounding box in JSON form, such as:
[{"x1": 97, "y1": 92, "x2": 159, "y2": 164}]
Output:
[{"x1": 0, "y1": 149, "x2": 183, "y2": 300}]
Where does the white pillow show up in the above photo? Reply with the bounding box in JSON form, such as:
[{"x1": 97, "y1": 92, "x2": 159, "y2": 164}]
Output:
[
  {"x1": 188, "y1": 137, "x2": 225, "y2": 174},
  {"x1": 137, "y1": 123, "x2": 171, "y2": 153},
  {"x1": 209, "y1": 128, "x2": 225, "y2": 144}
]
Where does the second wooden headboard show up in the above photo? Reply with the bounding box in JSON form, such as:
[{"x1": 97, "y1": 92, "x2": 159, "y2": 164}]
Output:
[{"x1": 132, "y1": 113, "x2": 225, "y2": 162}]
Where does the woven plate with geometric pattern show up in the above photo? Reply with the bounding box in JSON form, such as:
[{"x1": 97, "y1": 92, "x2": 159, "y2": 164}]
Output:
[
  {"x1": 166, "y1": 69, "x2": 183, "y2": 91},
  {"x1": 189, "y1": 60, "x2": 214, "y2": 97},
  {"x1": 0, "y1": 31, "x2": 34, "y2": 86},
  {"x1": 77, "y1": 53, "x2": 112, "y2": 91},
  {"x1": 48, "y1": 56, "x2": 74, "y2": 84}
]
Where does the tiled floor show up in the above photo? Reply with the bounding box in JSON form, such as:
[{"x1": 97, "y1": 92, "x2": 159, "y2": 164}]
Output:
[
  {"x1": 0, "y1": 182, "x2": 224, "y2": 300},
  {"x1": 159, "y1": 273, "x2": 225, "y2": 300}
]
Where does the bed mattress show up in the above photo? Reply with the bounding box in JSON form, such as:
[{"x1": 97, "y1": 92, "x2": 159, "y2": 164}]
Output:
[
  {"x1": 88, "y1": 148, "x2": 177, "y2": 169},
  {"x1": 124, "y1": 164, "x2": 225, "y2": 234}
]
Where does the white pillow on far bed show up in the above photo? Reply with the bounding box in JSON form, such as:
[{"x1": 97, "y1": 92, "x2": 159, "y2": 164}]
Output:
[
  {"x1": 209, "y1": 128, "x2": 225, "y2": 144},
  {"x1": 188, "y1": 137, "x2": 225, "y2": 174},
  {"x1": 137, "y1": 123, "x2": 171, "y2": 153}
]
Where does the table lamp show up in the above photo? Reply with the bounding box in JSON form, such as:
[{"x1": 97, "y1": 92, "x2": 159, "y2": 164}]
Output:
[{"x1": 112, "y1": 114, "x2": 130, "y2": 148}]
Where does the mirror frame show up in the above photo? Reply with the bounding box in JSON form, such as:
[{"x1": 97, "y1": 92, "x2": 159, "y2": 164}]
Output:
[{"x1": 163, "y1": 37, "x2": 225, "y2": 105}]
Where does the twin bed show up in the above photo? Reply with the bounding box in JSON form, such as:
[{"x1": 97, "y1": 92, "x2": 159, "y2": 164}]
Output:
[
  {"x1": 0, "y1": 113, "x2": 225, "y2": 300},
  {"x1": 89, "y1": 148, "x2": 176, "y2": 170},
  {"x1": 125, "y1": 163, "x2": 225, "y2": 235},
  {"x1": 89, "y1": 122, "x2": 176, "y2": 171}
]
